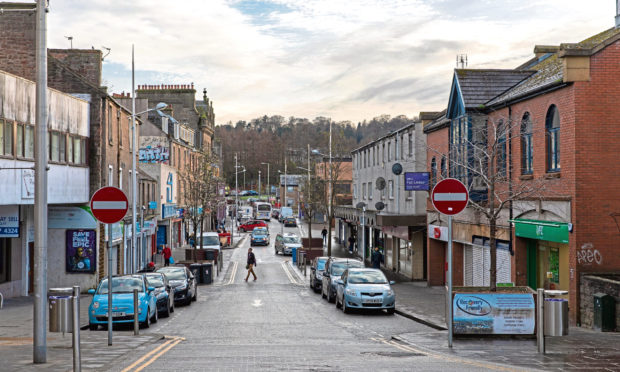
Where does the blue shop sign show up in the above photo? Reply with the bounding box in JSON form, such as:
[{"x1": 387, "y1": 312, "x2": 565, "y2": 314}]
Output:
[
  {"x1": 148, "y1": 201, "x2": 157, "y2": 209},
  {"x1": 162, "y1": 204, "x2": 177, "y2": 219},
  {"x1": 0, "y1": 205, "x2": 19, "y2": 238},
  {"x1": 404, "y1": 172, "x2": 429, "y2": 191}
]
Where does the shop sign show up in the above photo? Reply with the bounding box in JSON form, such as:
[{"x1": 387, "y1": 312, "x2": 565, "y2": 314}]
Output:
[
  {"x1": 66, "y1": 229, "x2": 96, "y2": 273},
  {"x1": 428, "y1": 224, "x2": 448, "y2": 242},
  {"x1": 512, "y1": 219, "x2": 569, "y2": 244},
  {"x1": 148, "y1": 201, "x2": 157, "y2": 209},
  {"x1": 162, "y1": 204, "x2": 177, "y2": 219},
  {"x1": 453, "y1": 293, "x2": 535, "y2": 335},
  {"x1": 404, "y1": 172, "x2": 429, "y2": 191},
  {"x1": 48, "y1": 206, "x2": 97, "y2": 229},
  {"x1": 0, "y1": 205, "x2": 19, "y2": 237}
]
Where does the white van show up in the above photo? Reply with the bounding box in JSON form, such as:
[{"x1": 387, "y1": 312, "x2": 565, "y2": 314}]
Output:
[{"x1": 198, "y1": 232, "x2": 221, "y2": 252}]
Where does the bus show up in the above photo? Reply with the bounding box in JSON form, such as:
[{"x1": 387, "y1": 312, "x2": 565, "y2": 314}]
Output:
[{"x1": 254, "y1": 202, "x2": 272, "y2": 221}]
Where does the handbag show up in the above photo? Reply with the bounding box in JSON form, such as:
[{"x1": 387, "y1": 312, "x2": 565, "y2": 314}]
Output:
[
  {"x1": 245, "y1": 264, "x2": 250, "y2": 270},
  {"x1": 170, "y1": 257, "x2": 175, "y2": 264}
]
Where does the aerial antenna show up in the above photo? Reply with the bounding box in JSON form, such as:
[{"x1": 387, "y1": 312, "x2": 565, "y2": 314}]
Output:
[
  {"x1": 456, "y1": 54, "x2": 468, "y2": 68},
  {"x1": 64, "y1": 36, "x2": 73, "y2": 49},
  {"x1": 101, "y1": 46, "x2": 111, "y2": 61}
]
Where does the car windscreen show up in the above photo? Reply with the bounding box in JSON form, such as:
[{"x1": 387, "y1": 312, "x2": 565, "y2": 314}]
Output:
[
  {"x1": 252, "y1": 229, "x2": 268, "y2": 236},
  {"x1": 145, "y1": 275, "x2": 165, "y2": 287},
  {"x1": 257, "y1": 205, "x2": 270, "y2": 211},
  {"x1": 317, "y1": 259, "x2": 327, "y2": 271},
  {"x1": 199, "y1": 236, "x2": 220, "y2": 246},
  {"x1": 348, "y1": 271, "x2": 388, "y2": 284},
  {"x1": 283, "y1": 236, "x2": 301, "y2": 244},
  {"x1": 98, "y1": 277, "x2": 143, "y2": 294},
  {"x1": 331, "y1": 261, "x2": 362, "y2": 276},
  {"x1": 158, "y1": 268, "x2": 187, "y2": 280}
]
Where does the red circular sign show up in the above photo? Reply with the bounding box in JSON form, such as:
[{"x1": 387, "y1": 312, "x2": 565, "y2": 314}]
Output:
[
  {"x1": 431, "y1": 178, "x2": 469, "y2": 215},
  {"x1": 89, "y1": 186, "x2": 129, "y2": 224}
]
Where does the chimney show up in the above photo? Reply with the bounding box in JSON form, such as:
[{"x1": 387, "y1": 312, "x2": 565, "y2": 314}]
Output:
[{"x1": 616, "y1": 0, "x2": 620, "y2": 27}]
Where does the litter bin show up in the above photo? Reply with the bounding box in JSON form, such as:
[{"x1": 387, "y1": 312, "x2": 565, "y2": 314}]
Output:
[
  {"x1": 205, "y1": 249, "x2": 218, "y2": 261},
  {"x1": 49, "y1": 287, "x2": 74, "y2": 333},
  {"x1": 190, "y1": 263, "x2": 204, "y2": 284},
  {"x1": 544, "y1": 298, "x2": 569, "y2": 336},
  {"x1": 201, "y1": 263, "x2": 213, "y2": 284},
  {"x1": 291, "y1": 247, "x2": 297, "y2": 263},
  {"x1": 593, "y1": 293, "x2": 616, "y2": 332}
]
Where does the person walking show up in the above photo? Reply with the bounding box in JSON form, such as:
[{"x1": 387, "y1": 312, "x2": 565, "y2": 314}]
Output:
[
  {"x1": 162, "y1": 245, "x2": 172, "y2": 266},
  {"x1": 371, "y1": 246, "x2": 384, "y2": 269},
  {"x1": 245, "y1": 247, "x2": 257, "y2": 282},
  {"x1": 348, "y1": 235, "x2": 355, "y2": 254},
  {"x1": 321, "y1": 227, "x2": 328, "y2": 245}
]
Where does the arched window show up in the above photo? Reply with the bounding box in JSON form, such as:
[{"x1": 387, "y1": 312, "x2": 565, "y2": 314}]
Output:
[
  {"x1": 497, "y1": 120, "x2": 507, "y2": 176},
  {"x1": 546, "y1": 105, "x2": 560, "y2": 171},
  {"x1": 521, "y1": 112, "x2": 533, "y2": 174},
  {"x1": 440, "y1": 156, "x2": 447, "y2": 178},
  {"x1": 431, "y1": 157, "x2": 437, "y2": 186}
]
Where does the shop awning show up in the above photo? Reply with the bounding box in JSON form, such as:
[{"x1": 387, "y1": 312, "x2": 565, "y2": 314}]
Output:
[{"x1": 510, "y1": 218, "x2": 570, "y2": 244}]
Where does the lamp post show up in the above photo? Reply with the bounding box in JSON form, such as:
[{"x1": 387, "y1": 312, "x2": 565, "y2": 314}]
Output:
[
  {"x1": 261, "y1": 162, "x2": 270, "y2": 198},
  {"x1": 258, "y1": 170, "x2": 261, "y2": 196},
  {"x1": 131, "y1": 46, "x2": 167, "y2": 274}
]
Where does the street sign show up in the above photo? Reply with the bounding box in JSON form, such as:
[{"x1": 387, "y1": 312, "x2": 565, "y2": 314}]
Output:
[
  {"x1": 431, "y1": 178, "x2": 468, "y2": 216},
  {"x1": 89, "y1": 187, "x2": 128, "y2": 224}
]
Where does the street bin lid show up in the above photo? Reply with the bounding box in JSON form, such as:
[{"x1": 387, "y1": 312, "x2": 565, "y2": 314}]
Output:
[
  {"x1": 48, "y1": 287, "x2": 73, "y2": 295},
  {"x1": 544, "y1": 290, "x2": 568, "y2": 296}
]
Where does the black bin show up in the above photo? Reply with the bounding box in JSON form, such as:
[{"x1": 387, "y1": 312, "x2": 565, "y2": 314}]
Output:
[
  {"x1": 593, "y1": 293, "x2": 616, "y2": 331},
  {"x1": 205, "y1": 249, "x2": 218, "y2": 262},
  {"x1": 190, "y1": 263, "x2": 204, "y2": 284},
  {"x1": 201, "y1": 263, "x2": 213, "y2": 284}
]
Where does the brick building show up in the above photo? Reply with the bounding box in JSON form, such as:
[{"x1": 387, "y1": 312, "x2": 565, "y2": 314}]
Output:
[{"x1": 425, "y1": 26, "x2": 620, "y2": 325}]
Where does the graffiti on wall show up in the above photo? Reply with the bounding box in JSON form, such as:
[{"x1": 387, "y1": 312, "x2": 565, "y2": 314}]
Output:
[
  {"x1": 577, "y1": 243, "x2": 602, "y2": 265},
  {"x1": 139, "y1": 146, "x2": 169, "y2": 163}
]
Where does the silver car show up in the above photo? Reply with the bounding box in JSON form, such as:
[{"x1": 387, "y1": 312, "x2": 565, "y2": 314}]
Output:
[{"x1": 274, "y1": 233, "x2": 302, "y2": 255}]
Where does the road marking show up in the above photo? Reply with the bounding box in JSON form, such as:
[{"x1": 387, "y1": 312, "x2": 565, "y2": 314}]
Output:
[
  {"x1": 280, "y1": 261, "x2": 297, "y2": 284},
  {"x1": 121, "y1": 336, "x2": 181, "y2": 372},
  {"x1": 252, "y1": 299, "x2": 263, "y2": 307},
  {"x1": 228, "y1": 261, "x2": 239, "y2": 285},
  {"x1": 133, "y1": 336, "x2": 184, "y2": 372}
]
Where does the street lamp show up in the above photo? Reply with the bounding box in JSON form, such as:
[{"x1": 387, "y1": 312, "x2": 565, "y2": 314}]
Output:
[{"x1": 261, "y1": 162, "x2": 270, "y2": 198}]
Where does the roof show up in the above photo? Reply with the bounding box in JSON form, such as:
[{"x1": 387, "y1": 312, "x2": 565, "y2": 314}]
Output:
[
  {"x1": 351, "y1": 121, "x2": 419, "y2": 153},
  {"x1": 455, "y1": 69, "x2": 534, "y2": 108},
  {"x1": 422, "y1": 109, "x2": 449, "y2": 134},
  {"x1": 560, "y1": 27, "x2": 620, "y2": 56}
]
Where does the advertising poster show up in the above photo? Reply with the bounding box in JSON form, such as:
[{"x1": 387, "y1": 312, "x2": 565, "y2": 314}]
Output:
[
  {"x1": 453, "y1": 293, "x2": 535, "y2": 334},
  {"x1": 66, "y1": 229, "x2": 96, "y2": 273}
]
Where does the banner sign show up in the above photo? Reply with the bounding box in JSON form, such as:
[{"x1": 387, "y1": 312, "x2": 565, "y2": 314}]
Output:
[
  {"x1": 66, "y1": 229, "x2": 96, "y2": 273},
  {"x1": 49, "y1": 206, "x2": 97, "y2": 229},
  {"x1": 0, "y1": 205, "x2": 19, "y2": 237},
  {"x1": 453, "y1": 293, "x2": 535, "y2": 334},
  {"x1": 404, "y1": 172, "x2": 429, "y2": 191}
]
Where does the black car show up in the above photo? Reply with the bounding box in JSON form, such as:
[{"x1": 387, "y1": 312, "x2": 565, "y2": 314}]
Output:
[
  {"x1": 157, "y1": 266, "x2": 197, "y2": 305},
  {"x1": 309, "y1": 256, "x2": 329, "y2": 293},
  {"x1": 282, "y1": 216, "x2": 296, "y2": 227},
  {"x1": 321, "y1": 258, "x2": 364, "y2": 303},
  {"x1": 144, "y1": 272, "x2": 174, "y2": 317}
]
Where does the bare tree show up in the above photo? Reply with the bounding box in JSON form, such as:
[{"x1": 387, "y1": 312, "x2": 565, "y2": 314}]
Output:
[
  {"x1": 430, "y1": 113, "x2": 547, "y2": 290},
  {"x1": 300, "y1": 171, "x2": 325, "y2": 244}
]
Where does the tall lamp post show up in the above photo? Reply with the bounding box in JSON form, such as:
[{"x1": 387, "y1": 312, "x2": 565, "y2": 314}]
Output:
[
  {"x1": 258, "y1": 170, "x2": 261, "y2": 196},
  {"x1": 261, "y1": 162, "x2": 270, "y2": 198}
]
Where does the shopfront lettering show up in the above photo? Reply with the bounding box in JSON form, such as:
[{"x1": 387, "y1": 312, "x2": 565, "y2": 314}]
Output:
[{"x1": 577, "y1": 243, "x2": 602, "y2": 265}]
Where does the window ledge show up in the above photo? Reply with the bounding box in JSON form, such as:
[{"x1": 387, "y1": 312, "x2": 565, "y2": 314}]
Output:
[
  {"x1": 544, "y1": 172, "x2": 561, "y2": 179},
  {"x1": 519, "y1": 174, "x2": 534, "y2": 180}
]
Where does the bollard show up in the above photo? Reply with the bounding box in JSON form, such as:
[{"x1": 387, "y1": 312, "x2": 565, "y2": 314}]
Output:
[
  {"x1": 72, "y1": 286, "x2": 81, "y2": 372},
  {"x1": 537, "y1": 288, "x2": 545, "y2": 354},
  {"x1": 303, "y1": 255, "x2": 307, "y2": 277},
  {"x1": 133, "y1": 289, "x2": 139, "y2": 335}
]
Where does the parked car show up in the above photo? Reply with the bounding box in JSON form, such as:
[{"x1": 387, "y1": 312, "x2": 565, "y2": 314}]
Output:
[
  {"x1": 144, "y1": 272, "x2": 174, "y2": 317},
  {"x1": 282, "y1": 216, "x2": 297, "y2": 227},
  {"x1": 335, "y1": 268, "x2": 396, "y2": 314},
  {"x1": 250, "y1": 227, "x2": 270, "y2": 246},
  {"x1": 274, "y1": 233, "x2": 302, "y2": 255},
  {"x1": 246, "y1": 190, "x2": 259, "y2": 196},
  {"x1": 309, "y1": 256, "x2": 329, "y2": 292},
  {"x1": 321, "y1": 258, "x2": 364, "y2": 303},
  {"x1": 87, "y1": 275, "x2": 158, "y2": 330},
  {"x1": 157, "y1": 266, "x2": 197, "y2": 305},
  {"x1": 238, "y1": 219, "x2": 268, "y2": 232}
]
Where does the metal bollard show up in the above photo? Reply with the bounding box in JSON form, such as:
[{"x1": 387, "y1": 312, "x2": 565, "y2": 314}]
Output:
[
  {"x1": 537, "y1": 288, "x2": 545, "y2": 354},
  {"x1": 303, "y1": 256, "x2": 307, "y2": 276},
  {"x1": 133, "y1": 289, "x2": 139, "y2": 335},
  {"x1": 72, "y1": 286, "x2": 81, "y2": 372}
]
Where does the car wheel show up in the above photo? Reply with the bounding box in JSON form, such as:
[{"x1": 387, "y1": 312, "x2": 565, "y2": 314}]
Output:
[
  {"x1": 170, "y1": 299, "x2": 175, "y2": 313},
  {"x1": 192, "y1": 288, "x2": 197, "y2": 302},
  {"x1": 163, "y1": 301, "x2": 171, "y2": 318},
  {"x1": 322, "y1": 288, "x2": 327, "y2": 299},
  {"x1": 327, "y1": 288, "x2": 334, "y2": 303},
  {"x1": 336, "y1": 295, "x2": 341, "y2": 309},
  {"x1": 89, "y1": 323, "x2": 98, "y2": 331},
  {"x1": 343, "y1": 299, "x2": 350, "y2": 314},
  {"x1": 141, "y1": 308, "x2": 151, "y2": 328},
  {"x1": 151, "y1": 307, "x2": 158, "y2": 323},
  {"x1": 386, "y1": 307, "x2": 395, "y2": 315}
]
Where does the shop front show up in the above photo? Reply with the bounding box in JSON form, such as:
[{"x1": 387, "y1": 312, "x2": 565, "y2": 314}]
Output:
[{"x1": 512, "y1": 219, "x2": 570, "y2": 292}]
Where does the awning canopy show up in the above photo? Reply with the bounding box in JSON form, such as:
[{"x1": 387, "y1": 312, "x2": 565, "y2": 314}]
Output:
[{"x1": 510, "y1": 218, "x2": 570, "y2": 244}]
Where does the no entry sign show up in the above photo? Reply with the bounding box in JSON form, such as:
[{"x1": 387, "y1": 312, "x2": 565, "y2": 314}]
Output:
[
  {"x1": 431, "y1": 178, "x2": 468, "y2": 215},
  {"x1": 89, "y1": 186, "x2": 128, "y2": 224}
]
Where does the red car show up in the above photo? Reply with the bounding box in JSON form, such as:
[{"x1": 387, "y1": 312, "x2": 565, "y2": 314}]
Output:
[{"x1": 238, "y1": 220, "x2": 267, "y2": 232}]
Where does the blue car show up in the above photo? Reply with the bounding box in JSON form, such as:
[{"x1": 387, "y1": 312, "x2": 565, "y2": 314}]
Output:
[
  {"x1": 87, "y1": 275, "x2": 158, "y2": 330},
  {"x1": 250, "y1": 227, "x2": 270, "y2": 246},
  {"x1": 335, "y1": 268, "x2": 396, "y2": 314}
]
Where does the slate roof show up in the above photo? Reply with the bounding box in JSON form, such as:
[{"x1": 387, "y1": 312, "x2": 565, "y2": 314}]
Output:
[
  {"x1": 422, "y1": 109, "x2": 449, "y2": 134},
  {"x1": 455, "y1": 69, "x2": 534, "y2": 108}
]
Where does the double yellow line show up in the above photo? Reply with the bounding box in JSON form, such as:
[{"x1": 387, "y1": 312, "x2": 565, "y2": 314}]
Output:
[{"x1": 121, "y1": 336, "x2": 185, "y2": 372}]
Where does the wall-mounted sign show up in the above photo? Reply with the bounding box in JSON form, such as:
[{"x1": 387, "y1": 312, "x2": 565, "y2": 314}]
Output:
[
  {"x1": 49, "y1": 206, "x2": 97, "y2": 229},
  {"x1": 428, "y1": 224, "x2": 448, "y2": 242},
  {"x1": 512, "y1": 219, "x2": 569, "y2": 244},
  {"x1": 66, "y1": 229, "x2": 96, "y2": 273},
  {"x1": 166, "y1": 172, "x2": 174, "y2": 203},
  {"x1": 453, "y1": 293, "x2": 535, "y2": 335},
  {"x1": 0, "y1": 205, "x2": 19, "y2": 237},
  {"x1": 22, "y1": 169, "x2": 35, "y2": 199},
  {"x1": 162, "y1": 204, "x2": 177, "y2": 219},
  {"x1": 404, "y1": 172, "x2": 429, "y2": 191},
  {"x1": 148, "y1": 201, "x2": 157, "y2": 209},
  {"x1": 139, "y1": 145, "x2": 169, "y2": 163}
]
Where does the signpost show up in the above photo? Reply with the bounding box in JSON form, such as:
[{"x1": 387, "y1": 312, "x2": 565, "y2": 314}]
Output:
[
  {"x1": 430, "y1": 178, "x2": 468, "y2": 348},
  {"x1": 89, "y1": 186, "x2": 128, "y2": 346}
]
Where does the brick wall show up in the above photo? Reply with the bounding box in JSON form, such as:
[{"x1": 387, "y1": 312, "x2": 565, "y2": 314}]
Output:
[
  {"x1": 49, "y1": 49, "x2": 102, "y2": 87},
  {"x1": 0, "y1": 3, "x2": 36, "y2": 81},
  {"x1": 580, "y1": 274, "x2": 619, "y2": 330}
]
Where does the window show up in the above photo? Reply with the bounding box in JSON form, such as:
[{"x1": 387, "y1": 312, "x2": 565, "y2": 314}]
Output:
[
  {"x1": 128, "y1": 170, "x2": 132, "y2": 201},
  {"x1": 59, "y1": 134, "x2": 66, "y2": 162},
  {"x1": 0, "y1": 238, "x2": 10, "y2": 284},
  {"x1": 363, "y1": 150, "x2": 366, "y2": 168},
  {"x1": 395, "y1": 137, "x2": 398, "y2": 161},
  {"x1": 368, "y1": 182, "x2": 373, "y2": 199},
  {"x1": 73, "y1": 137, "x2": 84, "y2": 165},
  {"x1": 388, "y1": 141, "x2": 392, "y2": 161},
  {"x1": 362, "y1": 183, "x2": 367, "y2": 199},
  {"x1": 119, "y1": 168, "x2": 123, "y2": 190},
  {"x1": 401, "y1": 134, "x2": 404, "y2": 160},
  {"x1": 67, "y1": 136, "x2": 73, "y2": 163},
  {"x1": 353, "y1": 184, "x2": 357, "y2": 199},
  {"x1": 382, "y1": 144, "x2": 385, "y2": 164},
  {"x1": 388, "y1": 180, "x2": 394, "y2": 199},
  {"x1": 521, "y1": 112, "x2": 533, "y2": 174},
  {"x1": 16, "y1": 123, "x2": 24, "y2": 157},
  {"x1": 50, "y1": 132, "x2": 59, "y2": 162},
  {"x1": 546, "y1": 105, "x2": 560, "y2": 172},
  {"x1": 24, "y1": 125, "x2": 34, "y2": 159},
  {"x1": 117, "y1": 109, "x2": 122, "y2": 148},
  {"x1": 408, "y1": 133, "x2": 413, "y2": 156},
  {"x1": 496, "y1": 120, "x2": 507, "y2": 176},
  {"x1": 430, "y1": 157, "x2": 437, "y2": 187},
  {"x1": 406, "y1": 190, "x2": 412, "y2": 199},
  {"x1": 108, "y1": 105, "x2": 113, "y2": 144},
  {"x1": 0, "y1": 119, "x2": 13, "y2": 156},
  {"x1": 441, "y1": 156, "x2": 447, "y2": 179}
]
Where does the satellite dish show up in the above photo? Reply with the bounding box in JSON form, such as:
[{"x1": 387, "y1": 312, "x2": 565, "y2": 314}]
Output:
[
  {"x1": 392, "y1": 162, "x2": 403, "y2": 175},
  {"x1": 376, "y1": 177, "x2": 386, "y2": 190},
  {"x1": 356, "y1": 202, "x2": 366, "y2": 209},
  {"x1": 375, "y1": 202, "x2": 385, "y2": 211}
]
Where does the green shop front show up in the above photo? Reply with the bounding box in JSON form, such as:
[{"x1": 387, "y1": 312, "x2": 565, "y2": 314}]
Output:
[{"x1": 512, "y1": 219, "x2": 570, "y2": 292}]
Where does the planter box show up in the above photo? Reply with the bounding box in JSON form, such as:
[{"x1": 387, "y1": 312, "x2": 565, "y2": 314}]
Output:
[
  {"x1": 449, "y1": 286, "x2": 536, "y2": 335},
  {"x1": 302, "y1": 237, "x2": 323, "y2": 249}
]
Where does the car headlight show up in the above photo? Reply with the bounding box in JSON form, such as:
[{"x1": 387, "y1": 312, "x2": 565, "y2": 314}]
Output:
[
  {"x1": 175, "y1": 283, "x2": 187, "y2": 291},
  {"x1": 386, "y1": 289, "x2": 394, "y2": 296},
  {"x1": 93, "y1": 301, "x2": 100, "y2": 309},
  {"x1": 316, "y1": 272, "x2": 322, "y2": 279},
  {"x1": 345, "y1": 288, "x2": 357, "y2": 296}
]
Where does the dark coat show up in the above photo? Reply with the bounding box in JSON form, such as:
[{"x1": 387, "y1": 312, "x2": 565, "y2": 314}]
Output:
[
  {"x1": 371, "y1": 250, "x2": 383, "y2": 269},
  {"x1": 247, "y1": 252, "x2": 256, "y2": 265},
  {"x1": 321, "y1": 229, "x2": 328, "y2": 237}
]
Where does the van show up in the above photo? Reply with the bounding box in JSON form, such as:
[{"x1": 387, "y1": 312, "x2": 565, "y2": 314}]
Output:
[
  {"x1": 280, "y1": 207, "x2": 293, "y2": 220},
  {"x1": 198, "y1": 232, "x2": 221, "y2": 252}
]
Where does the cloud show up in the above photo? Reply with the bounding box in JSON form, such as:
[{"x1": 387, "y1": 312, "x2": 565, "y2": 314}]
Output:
[{"x1": 45, "y1": 0, "x2": 614, "y2": 124}]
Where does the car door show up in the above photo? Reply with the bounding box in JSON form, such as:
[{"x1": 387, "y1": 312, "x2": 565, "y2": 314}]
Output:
[
  {"x1": 337, "y1": 270, "x2": 348, "y2": 301},
  {"x1": 322, "y1": 260, "x2": 331, "y2": 294}
]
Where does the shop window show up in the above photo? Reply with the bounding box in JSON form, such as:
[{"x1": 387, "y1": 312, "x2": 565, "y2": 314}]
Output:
[
  {"x1": 521, "y1": 112, "x2": 533, "y2": 174},
  {"x1": 0, "y1": 238, "x2": 11, "y2": 284},
  {"x1": 546, "y1": 105, "x2": 560, "y2": 172}
]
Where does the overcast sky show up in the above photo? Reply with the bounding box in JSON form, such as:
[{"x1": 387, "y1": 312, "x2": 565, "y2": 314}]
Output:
[{"x1": 46, "y1": 0, "x2": 613, "y2": 124}]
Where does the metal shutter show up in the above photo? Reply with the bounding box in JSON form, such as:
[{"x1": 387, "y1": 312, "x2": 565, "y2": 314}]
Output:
[
  {"x1": 464, "y1": 245, "x2": 473, "y2": 286},
  {"x1": 472, "y1": 244, "x2": 485, "y2": 286}
]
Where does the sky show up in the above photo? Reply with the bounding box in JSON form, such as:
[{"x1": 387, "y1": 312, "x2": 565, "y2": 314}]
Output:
[{"x1": 45, "y1": 0, "x2": 614, "y2": 124}]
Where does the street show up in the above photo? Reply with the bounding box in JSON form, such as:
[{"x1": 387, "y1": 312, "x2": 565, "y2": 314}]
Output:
[{"x1": 105, "y1": 218, "x2": 508, "y2": 371}]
